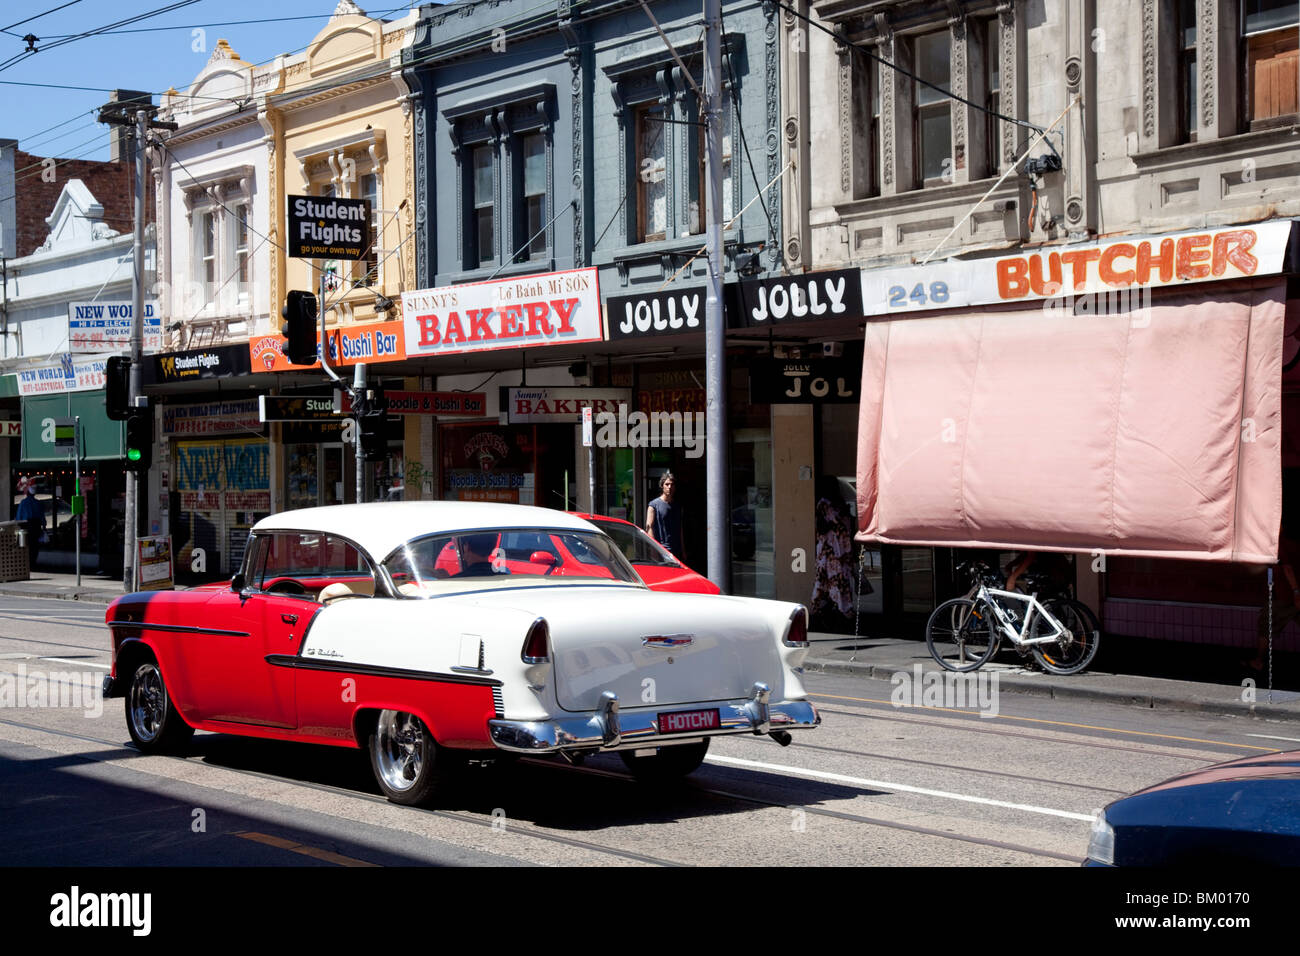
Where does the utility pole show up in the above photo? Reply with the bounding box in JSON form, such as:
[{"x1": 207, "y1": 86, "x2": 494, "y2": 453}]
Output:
[
  {"x1": 703, "y1": 0, "x2": 730, "y2": 592},
  {"x1": 98, "y1": 97, "x2": 176, "y2": 591}
]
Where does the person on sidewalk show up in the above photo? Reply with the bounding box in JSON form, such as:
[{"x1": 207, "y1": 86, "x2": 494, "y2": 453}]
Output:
[
  {"x1": 15, "y1": 479, "x2": 45, "y2": 569},
  {"x1": 645, "y1": 471, "x2": 685, "y2": 561}
]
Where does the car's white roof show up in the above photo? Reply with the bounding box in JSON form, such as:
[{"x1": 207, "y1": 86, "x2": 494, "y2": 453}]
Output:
[{"x1": 253, "y1": 501, "x2": 598, "y2": 561}]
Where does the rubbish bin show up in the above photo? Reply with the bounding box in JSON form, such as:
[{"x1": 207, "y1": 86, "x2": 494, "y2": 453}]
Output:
[{"x1": 0, "y1": 520, "x2": 31, "y2": 581}]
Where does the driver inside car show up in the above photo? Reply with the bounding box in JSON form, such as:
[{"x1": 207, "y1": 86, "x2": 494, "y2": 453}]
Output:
[{"x1": 456, "y1": 533, "x2": 508, "y2": 576}]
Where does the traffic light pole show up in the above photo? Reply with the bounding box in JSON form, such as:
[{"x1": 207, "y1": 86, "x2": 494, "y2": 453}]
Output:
[
  {"x1": 354, "y1": 363, "x2": 367, "y2": 504},
  {"x1": 123, "y1": 109, "x2": 147, "y2": 593},
  {"x1": 311, "y1": 272, "x2": 366, "y2": 504}
]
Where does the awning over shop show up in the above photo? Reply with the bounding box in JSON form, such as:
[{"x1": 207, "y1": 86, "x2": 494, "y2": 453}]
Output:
[
  {"x1": 855, "y1": 280, "x2": 1287, "y2": 563},
  {"x1": 21, "y1": 391, "x2": 124, "y2": 462}
]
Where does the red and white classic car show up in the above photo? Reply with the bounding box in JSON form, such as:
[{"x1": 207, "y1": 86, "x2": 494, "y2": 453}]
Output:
[{"x1": 103, "y1": 502, "x2": 819, "y2": 805}]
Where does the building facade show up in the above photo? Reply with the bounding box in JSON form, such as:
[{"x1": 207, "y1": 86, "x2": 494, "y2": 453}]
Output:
[
  {"x1": 405, "y1": 0, "x2": 789, "y2": 596},
  {"x1": 785, "y1": 0, "x2": 1300, "y2": 642},
  {"x1": 0, "y1": 177, "x2": 143, "y2": 573}
]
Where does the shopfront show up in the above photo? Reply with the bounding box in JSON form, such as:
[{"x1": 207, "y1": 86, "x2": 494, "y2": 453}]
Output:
[
  {"x1": 17, "y1": 387, "x2": 124, "y2": 574},
  {"x1": 851, "y1": 220, "x2": 1299, "y2": 651},
  {"x1": 164, "y1": 399, "x2": 270, "y2": 580}
]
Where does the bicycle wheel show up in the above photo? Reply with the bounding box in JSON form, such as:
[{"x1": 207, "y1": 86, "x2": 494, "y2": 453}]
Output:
[
  {"x1": 926, "y1": 598, "x2": 997, "y2": 672},
  {"x1": 1031, "y1": 598, "x2": 1100, "y2": 675}
]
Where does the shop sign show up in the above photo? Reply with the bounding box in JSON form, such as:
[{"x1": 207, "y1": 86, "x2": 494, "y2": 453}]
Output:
[
  {"x1": 639, "y1": 387, "x2": 705, "y2": 414},
  {"x1": 287, "y1": 194, "x2": 371, "y2": 260},
  {"x1": 247, "y1": 319, "x2": 405, "y2": 373},
  {"x1": 162, "y1": 399, "x2": 263, "y2": 437},
  {"x1": 503, "y1": 387, "x2": 632, "y2": 423},
  {"x1": 342, "y1": 390, "x2": 486, "y2": 416},
  {"x1": 14, "y1": 356, "x2": 108, "y2": 396},
  {"x1": 175, "y1": 439, "x2": 269, "y2": 496},
  {"x1": 749, "y1": 359, "x2": 859, "y2": 404},
  {"x1": 68, "y1": 300, "x2": 162, "y2": 352},
  {"x1": 137, "y1": 535, "x2": 174, "y2": 590},
  {"x1": 258, "y1": 396, "x2": 341, "y2": 423},
  {"x1": 21, "y1": 391, "x2": 123, "y2": 461},
  {"x1": 860, "y1": 220, "x2": 1296, "y2": 317},
  {"x1": 726, "y1": 269, "x2": 866, "y2": 329},
  {"x1": 148, "y1": 344, "x2": 251, "y2": 384},
  {"x1": 401, "y1": 267, "x2": 602, "y2": 357},
  {"x1": 605, "y1": 285, "x2": 706, "y2": 340},
  {"x1": 1, "y1": 420, "x2": 19, "y2": 438}
]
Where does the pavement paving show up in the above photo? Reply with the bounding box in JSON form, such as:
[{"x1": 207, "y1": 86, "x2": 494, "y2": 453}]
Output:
[{"x1": 3, "y1": 570, "x2": 1297, "y2": 723}]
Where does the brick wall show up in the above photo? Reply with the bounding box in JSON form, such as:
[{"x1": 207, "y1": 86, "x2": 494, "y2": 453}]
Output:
[{"x1": 10, "y1": 148, "x2": 147, "y2": 258}]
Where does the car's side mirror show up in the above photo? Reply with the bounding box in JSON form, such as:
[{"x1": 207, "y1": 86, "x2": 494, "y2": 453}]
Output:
[
  {"x1": 231, "y1": 573, "x2": 246, "y2": 592},
  {"x1": 530, "y1": 551, "x2": 557, "y2": 566}
]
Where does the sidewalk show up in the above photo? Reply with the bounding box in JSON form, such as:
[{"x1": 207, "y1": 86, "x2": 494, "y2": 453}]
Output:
[
  {"x1": 805, "y1": 631, "x2": 1300, "y2": 722},
  {"x1": 2, "y1": 572, "x2": 1297, "y2": 723},
  {"x1": 0, "y1": 571, "x2": 126, "y2": 604}
]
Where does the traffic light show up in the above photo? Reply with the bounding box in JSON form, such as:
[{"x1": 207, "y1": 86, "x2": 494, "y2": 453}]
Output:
[
  {"x1": 359, "y1": 415, "x2": 386, "y2": 462},
  {"x1": 105, "y1": 355, "x2": 131, "y2": 420},
  {"x1": 281, "y1": 290, "x2": 319, "y2": 364},
  {"x1": 124, "y1": 411, "x2": 152, "y2": 473}
]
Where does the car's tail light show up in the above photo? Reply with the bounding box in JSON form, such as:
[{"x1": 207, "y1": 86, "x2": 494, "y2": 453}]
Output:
[
  {"x1": 522, "y1": 617, "x2": 550, "y2": 664},
  {"x1": 783, "y1": 607, "x2": 810, "y2": 647}
]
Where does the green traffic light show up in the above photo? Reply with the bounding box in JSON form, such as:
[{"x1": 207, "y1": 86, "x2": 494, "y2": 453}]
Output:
[{"x1": 127, "y1": 449, "x2": 141, "y2": 462}]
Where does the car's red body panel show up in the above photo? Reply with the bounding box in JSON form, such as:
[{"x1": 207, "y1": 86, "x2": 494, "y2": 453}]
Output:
[
  {"x1": 106, "y1": 584, "x2": 497, "y2": 751},
  {"x1": 570, "y1": 512, "x2": 720, "y2": 594}
]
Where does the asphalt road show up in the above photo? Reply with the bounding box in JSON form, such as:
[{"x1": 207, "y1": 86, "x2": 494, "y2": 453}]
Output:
[{"x1": 1, "y1": 594, "x2": 1294, "y2": 868}]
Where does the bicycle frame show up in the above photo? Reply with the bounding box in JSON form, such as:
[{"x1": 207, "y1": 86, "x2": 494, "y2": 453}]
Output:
[{"x1": 971, "y1": 584, "x2": 1067, "y2": 646}]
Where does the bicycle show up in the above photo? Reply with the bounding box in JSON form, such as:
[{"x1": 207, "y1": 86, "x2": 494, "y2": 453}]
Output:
[{"x1": 926, "y1": 560, "x2": 1101, "y2": 675}]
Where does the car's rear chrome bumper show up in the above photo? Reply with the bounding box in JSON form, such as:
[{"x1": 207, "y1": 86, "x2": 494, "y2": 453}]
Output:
[{"x1": 487, "y1": 683, "x2": 819, "y2": 753}]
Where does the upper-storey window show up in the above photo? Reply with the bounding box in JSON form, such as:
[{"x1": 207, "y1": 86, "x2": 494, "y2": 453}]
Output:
[
  {"x1": 357, "y1": 172, "x2": 380, "y2": 287},
  {"x1": 688, "y1": 92, "x2": 733, "y2": 234},
  {"x1": 1242, "y1": 0, "x2": 1299, "y2": 129},
  {"x1": 1179, "y1": 0, "x2": 1198, "y2": 142},
  {"x1": 521, "y1": 132, "x2": 547, "y2": 260},
  {"x1": 984, "y1": 18, "x2": 1001, "y2": 174},
  {"x1": 636, "y1": 102, "x2": 668, "y2": 243},
  {"x1": 914, "y1": 30, "x2": 952, "y2": 187},
  {"x1": 198, "y1": 210, "x2": 217, "y2": 294},
  {"x1": 472, "y1": 145, "x2": 495, "y2": 266},
  {"x1": 445, "y1": 84, "x2": 554, "y2": 273},
  {"x1": 183, "y1": 169, "x2": 253, "y2": 316}
]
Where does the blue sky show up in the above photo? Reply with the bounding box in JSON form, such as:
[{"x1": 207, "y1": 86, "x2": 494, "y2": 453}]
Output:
[{"x1": 1, "y1": 1, "x2": 418, "y2": 161}]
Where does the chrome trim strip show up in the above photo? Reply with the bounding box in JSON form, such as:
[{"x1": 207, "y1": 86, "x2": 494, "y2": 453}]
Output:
[
  {"x1": 108, "y1": 621, "x2": 251, "y2": 638},
  {"x1": 488, "y1": 699, "x2": 820, "y2": 753},
  {"x1": 264, "y1": 654, "x2": 503, "y2": 687}
]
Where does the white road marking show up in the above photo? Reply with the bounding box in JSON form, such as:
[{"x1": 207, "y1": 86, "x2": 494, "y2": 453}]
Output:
[
  {"x1": 705, "y1": 754, "x2": 1097, "y2": 822},
  {"x1": 1243, "y1": 734, "x2": 1300, "y2": 743},
  {"x1": 37, "y1": 657, "x2": 110, "y2": 670}
]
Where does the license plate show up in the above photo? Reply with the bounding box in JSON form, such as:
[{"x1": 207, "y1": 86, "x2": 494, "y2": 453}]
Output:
[{"x1": 659, "y1": 708, "x2": 720, "y2": 733}]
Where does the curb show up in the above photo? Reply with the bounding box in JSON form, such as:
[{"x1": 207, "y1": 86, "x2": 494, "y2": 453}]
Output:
[
  {"x1": 804, "y1": 656, "x2": 1300, "y2": 722},
  {"x1": 0, "y1": 586, "x2": 117, "y2": 605}
]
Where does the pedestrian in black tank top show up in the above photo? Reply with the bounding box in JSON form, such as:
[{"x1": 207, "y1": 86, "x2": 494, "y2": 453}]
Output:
[{"x1": 645, "y1": 471, "x2": 685, "y2": 560}]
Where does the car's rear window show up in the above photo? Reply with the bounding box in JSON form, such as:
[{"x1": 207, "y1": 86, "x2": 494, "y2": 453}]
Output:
[{"x1": 385, "y1": 528, "x2": 642, "y2": 596}]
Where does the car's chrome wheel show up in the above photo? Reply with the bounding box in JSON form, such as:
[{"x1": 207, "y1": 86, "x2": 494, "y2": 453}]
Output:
[
  {"x1": 369, "y1": 710, "x2": 445, "y2": 806},
  {"x1": 125, "y1": 659, "x2": 193, "y2": 754}
]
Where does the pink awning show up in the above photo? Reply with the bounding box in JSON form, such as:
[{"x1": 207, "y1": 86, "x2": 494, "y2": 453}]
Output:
[{"x1": 856, "y1": 280, "x2": 1287, "y2": 563}]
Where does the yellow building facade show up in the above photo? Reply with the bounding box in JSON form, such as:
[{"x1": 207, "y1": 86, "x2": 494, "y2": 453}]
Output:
[{"x1": 257, "y1": 6, "x2": 416, "y2": 333}]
